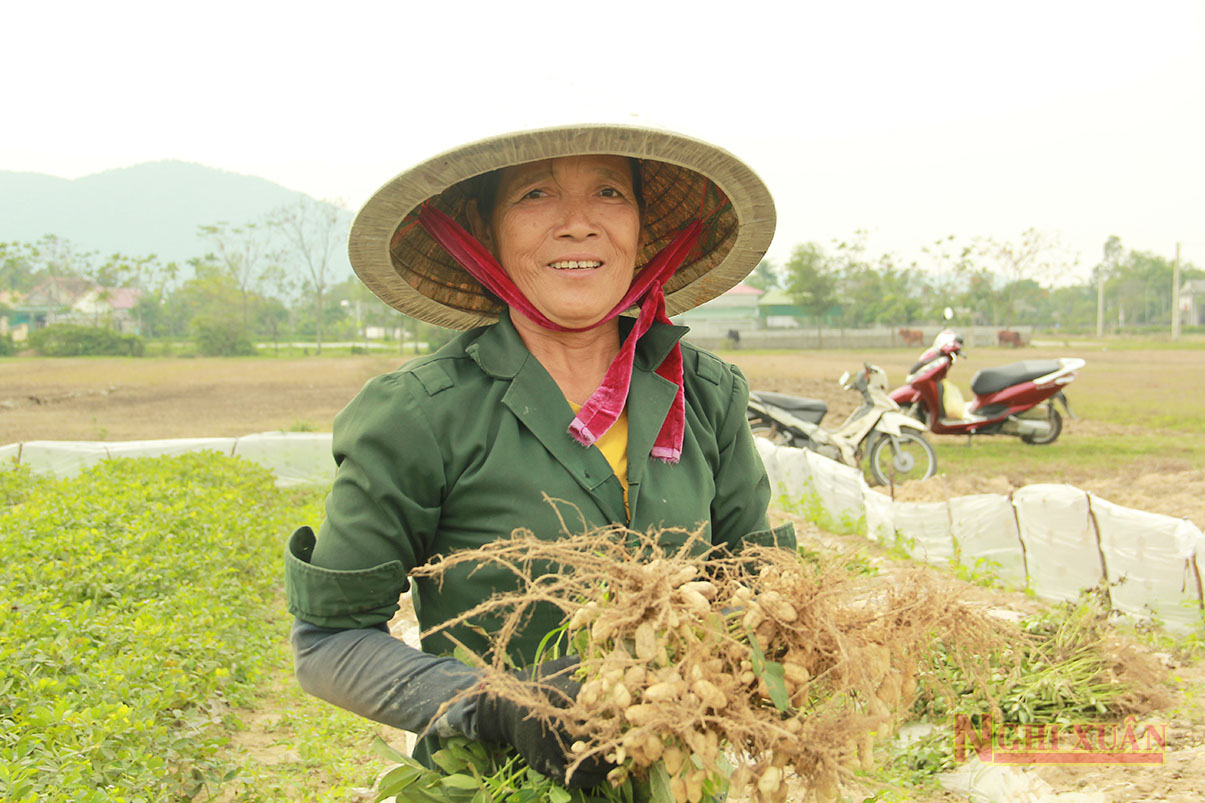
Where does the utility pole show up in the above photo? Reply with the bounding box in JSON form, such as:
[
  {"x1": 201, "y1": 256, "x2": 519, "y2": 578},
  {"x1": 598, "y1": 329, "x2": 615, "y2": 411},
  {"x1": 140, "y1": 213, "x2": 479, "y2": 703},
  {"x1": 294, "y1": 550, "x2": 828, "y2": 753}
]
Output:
[{"x1": 1172, "y1": 242, "x2": 1182, "y2": 341}]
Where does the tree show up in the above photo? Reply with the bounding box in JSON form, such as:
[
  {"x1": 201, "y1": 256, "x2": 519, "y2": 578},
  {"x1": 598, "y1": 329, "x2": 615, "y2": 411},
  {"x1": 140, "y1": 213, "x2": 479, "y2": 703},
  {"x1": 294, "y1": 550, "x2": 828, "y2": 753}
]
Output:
[
  {"x1": 744, "y1": 258, "x2": 781, "y2": 291},
  {"x1": 919, "y1": 235, "x2": 975, "y2": 322},
  {"x1": 268, "y1": 197, "x2": 347, "y2": 355},
  {"x1": 197, "y1": 220, "x2": 281, "y2": 329},
  {"x1": 975, "y1": 228, "x2": 1075, "y2": 326},
  {"x1": 784, "y1": 242, "x2": 836, "y2": 344},
  {"x1": 0, "y1": 241, "x2": 39, "y2": 294},
  {"x1": 0, "y1": 236, "x2": 96, "y2": 293},
  {"x1": 1095, "y1": 235, "x2": 1123, "y2": 335}
]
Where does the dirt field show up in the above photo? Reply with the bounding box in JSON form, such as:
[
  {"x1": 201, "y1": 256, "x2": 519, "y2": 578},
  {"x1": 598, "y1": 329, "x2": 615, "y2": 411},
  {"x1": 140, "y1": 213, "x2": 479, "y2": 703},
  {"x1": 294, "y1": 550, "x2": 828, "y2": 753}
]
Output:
[
  {"x1": 0, "y1": 355, "x2": 405, "y2": 443},
  {"x1": 727, "y1": 346, "x2": 1205, "y2": 529},
  {"x1": 3, "y1": 345, "x2": 1203, "y2": 527},
  {"x1": 5, "y1": 347, "x2": 1203, "y2": 801}
]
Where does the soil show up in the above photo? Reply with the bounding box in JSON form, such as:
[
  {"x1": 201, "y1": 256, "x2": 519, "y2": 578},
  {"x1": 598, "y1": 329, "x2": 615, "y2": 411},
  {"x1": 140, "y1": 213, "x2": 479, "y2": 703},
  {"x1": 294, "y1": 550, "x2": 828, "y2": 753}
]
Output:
[
  {"x1": 5, "y1": 350, "x2": 1203, "y2": 801},
  {"x1": 728, "y1": 351, "x2": 1205, "y2": 530},
  {"x1": 775, "y1": 513, "x2": 1205, "y2": 803},
  {"x1": 0, "y1": 356, "x2": 406, "y2": 443}
]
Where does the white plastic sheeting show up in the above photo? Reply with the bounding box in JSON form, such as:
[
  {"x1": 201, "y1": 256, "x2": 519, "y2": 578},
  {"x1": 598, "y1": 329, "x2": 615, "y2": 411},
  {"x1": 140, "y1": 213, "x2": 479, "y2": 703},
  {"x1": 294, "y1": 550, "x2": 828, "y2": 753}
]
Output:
[
  {"x1": 948, "y1": 494, "x2": 1027, "y2": 589},
  {"x1": 754, "y1": 441, "x2": 1204, "y2": 632},
  {"x1": 1090, "y1": 494, "x2": 1205, "y2": 632},
  {"x1": 887, "y1": 498, "x2": 956, "y2": 566},
  {"x1": 862, "y1": 486, "x2": 896, "y2": 545},
  {"x1": 804, "y1": 451, "x2": 864, "y2": 526},
  {"x1": 0, "y1": 432, "x2": 336, "y2": 488},
  {"x1": 1012, "y1": 484, "x2": 1106, "y2": 604}
]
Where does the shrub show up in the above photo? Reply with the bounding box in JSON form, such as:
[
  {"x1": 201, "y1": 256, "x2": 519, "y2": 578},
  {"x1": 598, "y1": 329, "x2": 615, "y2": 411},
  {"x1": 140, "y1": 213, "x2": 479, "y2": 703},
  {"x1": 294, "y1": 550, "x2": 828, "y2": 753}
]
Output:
[
  {"x1": 193, "y1": 316, "x2": 256, "y2": 356},
  {"x1": 0, "y1": 333, "x2": 15, "y2": 356},
  {"x1": 0, "y1": 453, "x2": 324, "y2": 801},
  {"x1": 27, "y1": 324, "x2": 145, "y2": 356}
]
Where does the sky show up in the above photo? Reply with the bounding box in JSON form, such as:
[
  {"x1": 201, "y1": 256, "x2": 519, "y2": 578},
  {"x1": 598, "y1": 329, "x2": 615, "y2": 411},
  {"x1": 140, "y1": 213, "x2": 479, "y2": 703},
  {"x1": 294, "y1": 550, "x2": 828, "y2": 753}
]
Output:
[{"x1": 4, "y1": 0, "x2": 1204, "y2": 282}]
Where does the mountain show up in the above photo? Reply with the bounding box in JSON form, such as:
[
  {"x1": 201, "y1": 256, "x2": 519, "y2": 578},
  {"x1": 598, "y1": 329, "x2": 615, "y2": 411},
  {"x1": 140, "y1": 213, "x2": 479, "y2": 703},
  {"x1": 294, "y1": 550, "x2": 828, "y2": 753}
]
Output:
[{"x1": 0, "y1": 161, "x2": 350, "y2": 272}]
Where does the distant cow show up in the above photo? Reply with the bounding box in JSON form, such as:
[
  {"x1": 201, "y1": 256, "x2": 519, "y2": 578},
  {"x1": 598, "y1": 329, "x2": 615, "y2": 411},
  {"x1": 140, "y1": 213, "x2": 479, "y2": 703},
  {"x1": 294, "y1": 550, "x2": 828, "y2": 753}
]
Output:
[
  {"x1": 898, "y1": 328, "x2": 925, "y2": 347},
  {"x1": 998, "y1": 330, "x2": 1025, "y2": 348}
]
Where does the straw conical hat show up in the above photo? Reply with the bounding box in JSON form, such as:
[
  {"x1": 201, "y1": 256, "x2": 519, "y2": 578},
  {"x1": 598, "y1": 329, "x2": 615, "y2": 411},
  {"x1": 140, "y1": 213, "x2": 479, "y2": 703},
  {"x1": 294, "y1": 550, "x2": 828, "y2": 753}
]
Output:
[{"x1": 349, "y1": 124, "x2": 776, "y2": 330}]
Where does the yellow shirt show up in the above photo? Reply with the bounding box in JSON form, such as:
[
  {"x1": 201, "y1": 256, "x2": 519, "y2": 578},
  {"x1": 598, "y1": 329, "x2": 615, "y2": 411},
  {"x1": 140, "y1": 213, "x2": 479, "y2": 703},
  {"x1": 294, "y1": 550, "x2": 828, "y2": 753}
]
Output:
[{"x1": 569, "y1": 401, "x2": 629, "y2": 517}]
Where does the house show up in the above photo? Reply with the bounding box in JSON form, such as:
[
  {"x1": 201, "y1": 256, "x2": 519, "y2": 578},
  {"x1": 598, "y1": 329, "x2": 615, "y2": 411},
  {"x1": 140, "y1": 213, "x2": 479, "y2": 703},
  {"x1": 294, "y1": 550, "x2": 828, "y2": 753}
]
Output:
[
  {"x1": 676, "y1": 284, "x2": 763, "y2": 321},
  {"x1": 756, "y1": 288, "x2": 803, "y2": 327},
  {"x1": 2, "y1": 278, "x2": 143, "y2": 340},
  {"x1": 673, "y1": 284, "x2": 763, "y2": 338},
  {"x1": 1181, "y1": 279, "x2": 1205, "y2": 326},
  {"x1": 71, "y1": 286, "x2": 143, "y2": 334}
]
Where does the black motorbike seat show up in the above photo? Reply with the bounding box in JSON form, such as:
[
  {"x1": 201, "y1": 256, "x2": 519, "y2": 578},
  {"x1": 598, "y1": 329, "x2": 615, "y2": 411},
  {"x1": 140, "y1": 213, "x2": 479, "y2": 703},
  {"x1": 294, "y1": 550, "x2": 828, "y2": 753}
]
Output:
[
  {"x1": 751, "y1": 391, "x2": 828, "y2": 424},
  {"x1": 971, "y1": 360, "x2": 1064, "y2": 396}
]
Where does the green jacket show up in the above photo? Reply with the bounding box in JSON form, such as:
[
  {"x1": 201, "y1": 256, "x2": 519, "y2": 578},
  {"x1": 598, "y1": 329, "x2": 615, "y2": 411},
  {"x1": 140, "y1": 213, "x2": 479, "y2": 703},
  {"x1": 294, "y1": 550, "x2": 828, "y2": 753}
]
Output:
[{"x1": 286, "y1": 311, "x2": 793, "y2": 663}]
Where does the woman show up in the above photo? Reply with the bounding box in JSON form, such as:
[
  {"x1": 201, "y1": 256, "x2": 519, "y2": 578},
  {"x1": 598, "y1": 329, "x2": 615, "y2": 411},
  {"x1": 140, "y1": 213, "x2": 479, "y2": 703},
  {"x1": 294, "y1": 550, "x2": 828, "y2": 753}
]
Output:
[{"x1": 285, "y1": 125, "x2": 794, "y2": 788}]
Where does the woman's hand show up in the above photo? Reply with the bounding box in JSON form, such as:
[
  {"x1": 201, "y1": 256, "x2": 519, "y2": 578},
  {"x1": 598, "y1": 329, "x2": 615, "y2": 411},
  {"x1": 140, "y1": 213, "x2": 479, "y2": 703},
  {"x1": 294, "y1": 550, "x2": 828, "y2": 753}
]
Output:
[{"x1": 474, "y1": 655, "x2": 611, "y2": 789}]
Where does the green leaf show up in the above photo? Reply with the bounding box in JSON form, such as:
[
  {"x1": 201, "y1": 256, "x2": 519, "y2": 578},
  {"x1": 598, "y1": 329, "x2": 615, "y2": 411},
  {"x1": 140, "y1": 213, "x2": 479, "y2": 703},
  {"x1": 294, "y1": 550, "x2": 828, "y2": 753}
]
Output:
[
  {"x1": 649, "y1": 762, "x2": 675, "y2": 803},
  {"x1": 745, "y1": 624, "x2": 790, "y2": 711},
  {"x1": 441, "y1": 773, "x2": 484, "y2": 790},
  {"x1": 376, "y1": 764, "x2": 426, "y2": 796},
  {"x1": 761, "y1": 660, "x2": 790, "y2": 712},
  {"x1": 372, "y1": 735, "x2": 414, "y2": 764},
  {"x1": 432, "y1": 747, "x2": 472, "y2": 775},
  {"x1": 549, "y1": 786, "x2": 572, "y2": 803}
]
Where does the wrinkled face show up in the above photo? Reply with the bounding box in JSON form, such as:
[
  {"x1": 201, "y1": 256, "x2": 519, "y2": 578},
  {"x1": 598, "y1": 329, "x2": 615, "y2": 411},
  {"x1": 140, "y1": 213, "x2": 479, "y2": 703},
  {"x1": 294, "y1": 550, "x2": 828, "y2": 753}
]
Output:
[{"x1": 476, "y1": 155, "x2": 641, "y2": 330}]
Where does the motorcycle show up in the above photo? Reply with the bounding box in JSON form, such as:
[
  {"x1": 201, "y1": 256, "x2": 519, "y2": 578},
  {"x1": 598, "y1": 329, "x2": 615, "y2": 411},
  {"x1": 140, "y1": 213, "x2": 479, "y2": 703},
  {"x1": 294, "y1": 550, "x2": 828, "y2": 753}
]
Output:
[
  {"x1": 888, "y1": 329, "x2": 1084, "y2": 444},
  {"x1": 747, "y1": 363, "x2": 938, "y2": 485}
]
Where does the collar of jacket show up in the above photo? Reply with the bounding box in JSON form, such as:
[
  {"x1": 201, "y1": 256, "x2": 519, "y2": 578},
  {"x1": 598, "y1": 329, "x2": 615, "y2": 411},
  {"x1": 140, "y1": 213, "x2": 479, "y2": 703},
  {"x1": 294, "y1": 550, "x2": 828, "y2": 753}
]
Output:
[
  {"x1": 463, "y1": 309, "x2": 691, "y2": 520},
  {"x1": 463, "y1": 308, "x2": 689, "y2": 380}
]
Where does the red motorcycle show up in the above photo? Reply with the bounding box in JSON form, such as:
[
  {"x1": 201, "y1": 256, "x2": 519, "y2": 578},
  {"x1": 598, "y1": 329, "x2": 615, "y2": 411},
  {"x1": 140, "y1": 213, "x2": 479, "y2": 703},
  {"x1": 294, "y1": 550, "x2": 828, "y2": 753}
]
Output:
[{"x1": 888, "y1": 330, "x2": 1084, "y2": 444}]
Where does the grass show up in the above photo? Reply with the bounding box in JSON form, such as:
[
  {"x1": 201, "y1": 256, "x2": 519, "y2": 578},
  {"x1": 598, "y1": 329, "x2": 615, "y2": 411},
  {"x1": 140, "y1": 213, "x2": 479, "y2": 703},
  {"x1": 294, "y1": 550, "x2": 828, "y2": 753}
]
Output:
[
  {"x1": 931, "y1": 429, "x2": 1204, "y2": 478},
  {"x1": 0, "y1": 454, "x2": 395, "y2": 802}
]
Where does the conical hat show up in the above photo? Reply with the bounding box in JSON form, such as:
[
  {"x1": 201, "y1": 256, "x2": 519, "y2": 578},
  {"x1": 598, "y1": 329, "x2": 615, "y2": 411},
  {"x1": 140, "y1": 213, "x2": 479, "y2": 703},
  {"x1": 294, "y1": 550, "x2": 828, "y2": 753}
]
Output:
[{"x1": 349, "y1": 124, "x2": 775, "y2": 330}]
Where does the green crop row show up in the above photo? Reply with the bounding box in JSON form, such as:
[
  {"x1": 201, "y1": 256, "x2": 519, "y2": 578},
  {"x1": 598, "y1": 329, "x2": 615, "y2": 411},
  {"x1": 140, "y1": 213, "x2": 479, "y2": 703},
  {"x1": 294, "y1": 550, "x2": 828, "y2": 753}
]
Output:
[{"x1": 0, "y1": 453, "x2": 356, "y2": 802}]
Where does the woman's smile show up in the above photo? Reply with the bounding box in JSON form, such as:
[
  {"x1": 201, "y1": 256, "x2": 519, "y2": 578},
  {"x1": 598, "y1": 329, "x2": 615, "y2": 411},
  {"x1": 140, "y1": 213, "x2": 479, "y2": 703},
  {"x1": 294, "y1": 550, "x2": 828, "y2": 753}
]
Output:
[{"x1": 478, "y1": 154, "x2": 642, "y2": 329}]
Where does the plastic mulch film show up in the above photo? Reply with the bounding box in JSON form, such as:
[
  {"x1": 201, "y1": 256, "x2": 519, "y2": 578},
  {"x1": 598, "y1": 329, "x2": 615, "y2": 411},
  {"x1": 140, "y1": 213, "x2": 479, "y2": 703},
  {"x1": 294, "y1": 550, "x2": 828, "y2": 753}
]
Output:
[
  {"x1": 862, "y1": 486, "x2": 895, "y2": 544},
  {"x1": 1, "y1": 433, "x2": 334, "y2": 489},
  {"x1": 949, "y1": 494, "x2": 1028, "y2": 590},
  {"x1": 804, "y1": 450, "x2": 864, "y2": 527},
  {"x1": 1090, "y1": 493, "x2": 1205, "y2": 632},
  {"x1": 774, "y1": 445, "x2": 815, "y2": 510},
  {"x1": 889, "y1": 499, "x2": 956, "y2": 566},
  {"x1": 1012, "y1": 484, "x2": 1105, "y2": 603},
  {"x1": 1, "y1": 438, "x2": 238, "y2": 478},
  {"x1": 231, "y1": 432, "x2": 335, "y2": 488}
]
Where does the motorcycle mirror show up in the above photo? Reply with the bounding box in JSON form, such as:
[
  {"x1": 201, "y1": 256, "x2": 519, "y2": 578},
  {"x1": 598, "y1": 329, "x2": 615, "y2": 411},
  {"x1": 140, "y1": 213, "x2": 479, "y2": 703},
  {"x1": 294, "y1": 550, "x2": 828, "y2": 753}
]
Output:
[{"x1": 943, "y1": 306, "x2": 954, "y2": 321}]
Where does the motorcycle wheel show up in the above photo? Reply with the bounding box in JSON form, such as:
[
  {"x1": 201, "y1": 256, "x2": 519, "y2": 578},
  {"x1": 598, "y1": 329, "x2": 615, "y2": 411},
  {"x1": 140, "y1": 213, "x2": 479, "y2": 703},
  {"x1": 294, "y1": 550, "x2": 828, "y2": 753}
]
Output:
[
  {"x1": 868, "y1": 431, "x2": 938, "y2": 485},
  {"x1": 749, "y1": 418, "x2": 794, "y2": 447},
  {"x1": 1021, "y1": 407, "x2": 1063, "y2": 445}
]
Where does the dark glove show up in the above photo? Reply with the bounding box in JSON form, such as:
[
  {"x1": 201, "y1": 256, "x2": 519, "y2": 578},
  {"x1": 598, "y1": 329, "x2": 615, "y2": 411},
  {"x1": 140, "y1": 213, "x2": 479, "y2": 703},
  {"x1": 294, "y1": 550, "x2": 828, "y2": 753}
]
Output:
[{"x1": 474, "y1": 655, "x2": 611, "y2": 789}]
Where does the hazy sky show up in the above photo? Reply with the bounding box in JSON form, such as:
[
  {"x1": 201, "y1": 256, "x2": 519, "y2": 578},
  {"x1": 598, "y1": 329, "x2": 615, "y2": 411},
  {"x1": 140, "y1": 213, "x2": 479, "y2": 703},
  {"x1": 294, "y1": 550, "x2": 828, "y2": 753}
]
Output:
[{"x1": 4, "y1": 0, "x2": 1203, "y2": 278}]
